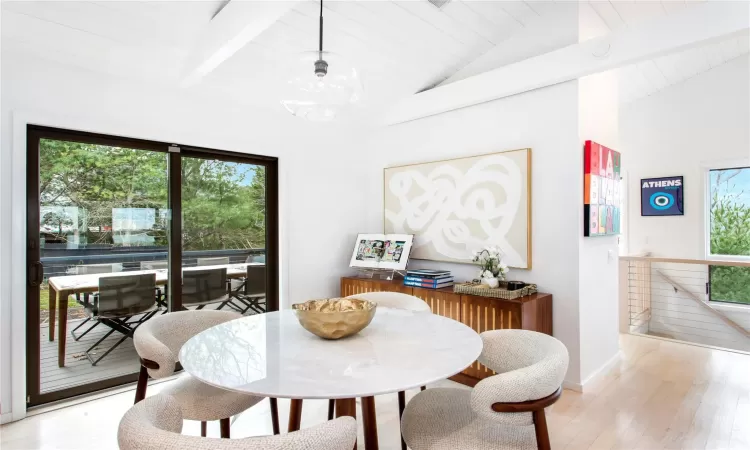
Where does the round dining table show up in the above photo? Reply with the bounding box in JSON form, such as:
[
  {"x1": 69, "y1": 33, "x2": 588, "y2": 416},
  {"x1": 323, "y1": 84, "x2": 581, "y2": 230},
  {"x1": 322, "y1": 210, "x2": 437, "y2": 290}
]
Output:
[{"x1": 179, "y1": 307, "x2": 483, "y2": 449}]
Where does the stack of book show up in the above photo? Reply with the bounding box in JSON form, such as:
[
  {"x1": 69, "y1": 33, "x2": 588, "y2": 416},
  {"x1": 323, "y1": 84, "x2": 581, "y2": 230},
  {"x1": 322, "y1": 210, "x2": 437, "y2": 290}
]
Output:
[{"x1": 403, "y1": 269, "x2": 454, "y2": 289}]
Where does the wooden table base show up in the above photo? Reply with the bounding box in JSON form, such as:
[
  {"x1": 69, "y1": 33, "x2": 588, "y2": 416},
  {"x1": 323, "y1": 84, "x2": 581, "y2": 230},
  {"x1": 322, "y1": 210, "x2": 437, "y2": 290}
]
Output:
[
  {"x1": 48, "y1": 286, "x2": 58, "y2": 342},
  {"x1": 361, "y1": 396, "x2": 379, "y2": 450},
  {"x1": 287, "y1": 397, "x2": 380, "y2": 450},
  {"x1": 288, "y1": 399, "x2": 303, "y2": 432}
]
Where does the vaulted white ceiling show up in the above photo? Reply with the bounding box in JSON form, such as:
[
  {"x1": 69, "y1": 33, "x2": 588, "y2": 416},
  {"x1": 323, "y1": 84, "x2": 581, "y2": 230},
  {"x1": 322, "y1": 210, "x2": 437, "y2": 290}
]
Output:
[
  {"x1": 579, "y1": 0, "x2": 750, "y2": 104},
  {"x1": 1, "y1": 0, "x2": 746, "y2": 115},
  {"x1": 617, "y1": 34, "x2": 749, "y2": 104}
]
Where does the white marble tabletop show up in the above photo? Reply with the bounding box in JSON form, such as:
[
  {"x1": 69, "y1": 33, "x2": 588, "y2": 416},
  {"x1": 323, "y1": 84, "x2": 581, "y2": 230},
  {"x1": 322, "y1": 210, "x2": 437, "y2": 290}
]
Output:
[{"x1": 179, "y1": 308, "x2": 483, "y2": 399}]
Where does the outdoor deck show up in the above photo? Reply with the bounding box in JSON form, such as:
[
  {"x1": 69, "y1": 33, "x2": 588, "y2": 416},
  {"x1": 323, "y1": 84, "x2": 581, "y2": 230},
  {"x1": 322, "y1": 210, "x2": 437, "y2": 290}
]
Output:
[{"x1": 41, "y1": 320, "x2": 141, "y2": 393}]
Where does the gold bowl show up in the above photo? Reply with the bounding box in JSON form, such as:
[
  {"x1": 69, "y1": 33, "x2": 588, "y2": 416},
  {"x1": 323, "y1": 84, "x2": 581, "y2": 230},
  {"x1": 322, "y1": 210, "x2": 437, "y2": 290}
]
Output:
[{"x1": 292, "y1": 298, "x2": 377, "y2": 340}]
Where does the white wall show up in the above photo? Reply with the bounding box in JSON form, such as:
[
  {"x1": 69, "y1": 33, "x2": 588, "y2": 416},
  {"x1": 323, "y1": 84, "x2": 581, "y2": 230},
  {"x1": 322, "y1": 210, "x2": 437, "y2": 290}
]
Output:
[
  {"x1": 578, "y1": 70, "x2": 621, "y2": 381},
  {"x1": 620, "y1": 55, "x2": 750, "y2": 350},
  {"x1": 0, "y1": 52, "x2": 370, "y2": 419},
  {"x1": 365, "y1": 81, "x2": 586, "y2": 386},
  {"x1": 623, "y1": 55, "x2": 750, "y2": 259}
]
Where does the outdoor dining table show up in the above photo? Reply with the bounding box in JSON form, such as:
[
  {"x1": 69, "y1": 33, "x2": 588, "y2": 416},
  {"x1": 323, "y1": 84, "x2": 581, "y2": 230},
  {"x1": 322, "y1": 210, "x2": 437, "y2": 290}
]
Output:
[
  {"x1": 179, "y1": 307, "x2": 483, "y2": 450},
  {"x1": 47, "y1": 263, "x2": 261, "y2": 368}
]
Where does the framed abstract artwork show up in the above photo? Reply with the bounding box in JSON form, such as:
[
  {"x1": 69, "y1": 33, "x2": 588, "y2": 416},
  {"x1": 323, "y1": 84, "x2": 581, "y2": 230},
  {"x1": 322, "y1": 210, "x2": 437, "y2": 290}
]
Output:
[
  {"x1": 384, "y1": 149, "x2": 531, "y2": 269},
  {"x1": 584, "y1": 140, "x2": 621, "y2": 237},
  {"x1": 641, "y1": 176, "x2": 684, "y2": 216}
]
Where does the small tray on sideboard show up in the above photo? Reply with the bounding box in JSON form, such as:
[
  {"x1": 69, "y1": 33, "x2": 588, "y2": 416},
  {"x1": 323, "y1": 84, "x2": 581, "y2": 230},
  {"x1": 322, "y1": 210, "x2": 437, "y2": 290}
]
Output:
[{"x1": 453, "y1": 282, "x2": 538, "y2": 300}]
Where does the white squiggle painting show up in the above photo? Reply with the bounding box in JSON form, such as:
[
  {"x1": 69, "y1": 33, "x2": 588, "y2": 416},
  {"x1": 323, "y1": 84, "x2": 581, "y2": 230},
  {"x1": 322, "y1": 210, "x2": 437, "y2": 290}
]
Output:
[{"x1": 384, "y1": 149, "x2": 531, "y2": 268}]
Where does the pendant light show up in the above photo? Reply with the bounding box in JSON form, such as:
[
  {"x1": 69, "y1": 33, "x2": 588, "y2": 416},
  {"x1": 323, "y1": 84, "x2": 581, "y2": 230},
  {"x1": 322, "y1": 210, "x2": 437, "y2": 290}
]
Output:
[{"x1": 280, "y1": 0, "x2": 363, "y2": 121}]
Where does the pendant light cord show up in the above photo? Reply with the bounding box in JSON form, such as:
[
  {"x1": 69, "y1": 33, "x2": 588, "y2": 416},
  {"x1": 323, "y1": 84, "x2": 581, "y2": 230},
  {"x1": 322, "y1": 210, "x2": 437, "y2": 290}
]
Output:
[{"x1": 318, "y1": 0, "x2": 323, "y2": 54}]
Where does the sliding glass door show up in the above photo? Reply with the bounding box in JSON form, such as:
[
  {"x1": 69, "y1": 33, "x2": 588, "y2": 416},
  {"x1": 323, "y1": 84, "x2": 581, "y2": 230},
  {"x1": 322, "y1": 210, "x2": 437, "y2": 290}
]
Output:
[{"x1": 26, "y1": 126, "x2": 278, "y2": 406}]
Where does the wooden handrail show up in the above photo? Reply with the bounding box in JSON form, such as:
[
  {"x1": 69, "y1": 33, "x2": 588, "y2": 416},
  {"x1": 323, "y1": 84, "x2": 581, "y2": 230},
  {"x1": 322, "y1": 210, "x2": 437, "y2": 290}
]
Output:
[
  {"x1": 620, "y1": 256, "x2": 750, "y2": 267},
  {"x1": 491, "y1": 386, "x2": 563, "y2": 413}
]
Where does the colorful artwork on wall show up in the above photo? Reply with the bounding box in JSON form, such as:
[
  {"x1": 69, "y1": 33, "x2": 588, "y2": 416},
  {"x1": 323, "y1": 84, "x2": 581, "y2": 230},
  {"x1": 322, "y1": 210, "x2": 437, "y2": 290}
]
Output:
[
  {"x1": 641, "y1": 176, "x2": 684, "y2": 216},
  {"x1": 584, "y1": 140, "x2": 621, "y2": 237}
]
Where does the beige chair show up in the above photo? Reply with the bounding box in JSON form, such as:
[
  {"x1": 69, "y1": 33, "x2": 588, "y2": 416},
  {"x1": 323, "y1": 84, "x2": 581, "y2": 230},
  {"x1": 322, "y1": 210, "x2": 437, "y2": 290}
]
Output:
[
  {"x1": 74, "y1": 263, "x2": 123, "y2": 274},
  {"x1": 197, "y1": 257, "x2": 230, "y2": 267},
  {"x1": 348, "y1": 291, "x2": 432, "y2": 313},
  {"x1": 347, "y1": 291, "x2": 432, "y2": 450},
  {"x1": 140, "y1": 260, "x2": 168, "y2": 270},
  {"x1": 133, "y1": 310, "x2": 278, "y2": 438},
  {"x1": 401, "y1": 330, "x2": 569, "y2": 450},
  {"x1": 118, "y1": 394, "x2": 358, "y2": 450}
]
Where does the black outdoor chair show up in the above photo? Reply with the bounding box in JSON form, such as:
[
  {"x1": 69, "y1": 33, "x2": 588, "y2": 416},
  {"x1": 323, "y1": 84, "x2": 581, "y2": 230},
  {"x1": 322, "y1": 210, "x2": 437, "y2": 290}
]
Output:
[
  {"x1": 182, "y1": 268, "x2": 230, "y2": 310},
  {"x1": 71, "y1": 263, "x2": 121, "y2": 342},
  {"x1": 225, "y1": 265, "x2": 266, "y2": 315},
  {"x1": 140, "y1": 260, "x2": 168, "y2": 308},
  {"x1": 84, "y1": 273, "x2": 160, "y2": 366}
]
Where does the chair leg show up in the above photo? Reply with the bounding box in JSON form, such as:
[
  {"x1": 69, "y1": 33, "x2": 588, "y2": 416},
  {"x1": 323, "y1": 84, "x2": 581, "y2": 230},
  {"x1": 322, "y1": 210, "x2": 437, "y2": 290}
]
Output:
[
  {"x1": 83, "y1": 327, "x2": 116, "y2": 365},
  {"x1": 398, "y1": 391, "x2": 407, "y2": 450},
  {"x1": 88, "y1": 334, "x2": 128, "y2": 366},
  {"x1": 288, "y1": 399, "x2": 303, "y2": 432},
  {"x1": 220, "y1": 418, "x2": 230, "y2": 438},
  {"x1": 328, "y1": 399, "x2": 335, "y2": 420},
  {"x1": 134, "y1": 364, "x2": 149, "y2": 404},
  {"x1": 532, "y1": 409, "x2": 551, "y2": 450},
  {"x1": 270, "y1": 398, "x2": 280, "y2": 435},
  {"x1": 200, "y1": 421, "x2": 207, "y2": 437},
  {"x1": 71, "y1": 317, "x2": 99, "y2": 341}
]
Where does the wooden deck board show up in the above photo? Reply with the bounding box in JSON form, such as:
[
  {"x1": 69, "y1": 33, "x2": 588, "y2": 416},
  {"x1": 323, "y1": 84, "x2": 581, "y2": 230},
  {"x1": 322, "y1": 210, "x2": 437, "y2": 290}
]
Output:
[
  {"x1": 40, "y1": 321, "x2": 140, "y2": 393},
  {"x1": 37, "y1": 303, "x2": 260, "y2": 394}
]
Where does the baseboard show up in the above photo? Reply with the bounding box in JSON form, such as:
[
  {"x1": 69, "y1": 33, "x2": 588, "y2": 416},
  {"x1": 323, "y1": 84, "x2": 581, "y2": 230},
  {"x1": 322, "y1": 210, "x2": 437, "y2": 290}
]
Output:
[
  {"x1": 630, "y1": 332, "x2": 750, "y2": 356},
  {"x1": 562, "y1": 380, "x2": 583, "y2": 392},
  {"x1": 1, "y1": 412, "x2": 13, "y2": 425},
  {"x1": 580, "y1": 352, "x2": 621, "y2": 392},
  {"x1": 562, "y1": 352, "x2": 621, "y2": 393}
]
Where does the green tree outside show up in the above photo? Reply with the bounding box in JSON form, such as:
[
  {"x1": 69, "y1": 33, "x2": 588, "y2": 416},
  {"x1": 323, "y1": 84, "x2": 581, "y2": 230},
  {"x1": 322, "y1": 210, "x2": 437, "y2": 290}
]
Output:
[
  {"x1": 709, "y1": 168, "x2": 750, "y2": 305},
  {"x1": 39, "y1": 139, "x2": 266, "y2": 251}
]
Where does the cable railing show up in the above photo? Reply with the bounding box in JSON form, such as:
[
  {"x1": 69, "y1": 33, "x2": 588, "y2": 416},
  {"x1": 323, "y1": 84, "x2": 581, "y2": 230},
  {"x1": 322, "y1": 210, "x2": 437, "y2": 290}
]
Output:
[{"x1": 621, "y1": 255, "x2": 750, "y2": 353}]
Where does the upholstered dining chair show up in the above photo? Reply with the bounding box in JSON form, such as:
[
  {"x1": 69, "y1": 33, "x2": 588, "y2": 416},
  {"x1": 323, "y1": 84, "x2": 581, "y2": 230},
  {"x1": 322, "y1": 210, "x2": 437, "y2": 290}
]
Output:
[
  {"x1": 118, "y1": 394, "x2": 358, "y2": 450},
  {"x1": 348, "y1": 291, "x2": 432, "y2": 313},
  {"x1": 133, "y1": 310, "x2": 279, "y2": 438},
  {"x1": 400, "y1": 329, "x2": 569, "y2": 450},
  {"x1": 346, "y1": 291, "x2": 432, "y2": 450}
]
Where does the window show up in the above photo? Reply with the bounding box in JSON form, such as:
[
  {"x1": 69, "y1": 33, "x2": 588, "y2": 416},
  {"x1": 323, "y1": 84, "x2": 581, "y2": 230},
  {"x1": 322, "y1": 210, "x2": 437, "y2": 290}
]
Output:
[
  {"x1": 708, "y1": 167, "x2": 750, "y2": 305},
  {"x1": 27, "y1": 125, "x2": 279, "y2": 406}
]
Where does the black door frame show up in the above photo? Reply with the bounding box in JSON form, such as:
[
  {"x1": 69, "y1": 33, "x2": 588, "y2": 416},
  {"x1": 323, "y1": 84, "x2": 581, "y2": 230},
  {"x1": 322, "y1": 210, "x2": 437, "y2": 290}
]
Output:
[{"x1": 26, "y1": 125, "x2": 279, "y2": 406}]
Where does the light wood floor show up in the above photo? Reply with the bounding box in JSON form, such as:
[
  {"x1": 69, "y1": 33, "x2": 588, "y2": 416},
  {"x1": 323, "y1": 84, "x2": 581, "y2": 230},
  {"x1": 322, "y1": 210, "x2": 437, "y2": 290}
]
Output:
[
  {"x1": 549, "y1": 334, "x2": 750, "y2": 449},
  {"x1": 3, "y1": 333, "x2": 748, "y2": 450}
]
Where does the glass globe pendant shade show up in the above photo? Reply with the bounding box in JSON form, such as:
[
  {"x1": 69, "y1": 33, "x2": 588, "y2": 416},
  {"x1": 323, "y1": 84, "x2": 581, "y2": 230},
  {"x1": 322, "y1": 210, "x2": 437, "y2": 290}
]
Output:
[{"x1": 280, "y1": 51, "x2": 364, "y2": 122}]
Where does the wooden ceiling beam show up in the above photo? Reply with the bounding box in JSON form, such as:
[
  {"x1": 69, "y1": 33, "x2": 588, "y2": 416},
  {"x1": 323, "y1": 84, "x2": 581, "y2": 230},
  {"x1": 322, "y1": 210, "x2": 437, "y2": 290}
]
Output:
[
  {"x1": 383, "y1": 1, "x2": 750, "y2": 125},
  {"x1": 180, "y1": 0, "x2": 297, "y2": 87}
]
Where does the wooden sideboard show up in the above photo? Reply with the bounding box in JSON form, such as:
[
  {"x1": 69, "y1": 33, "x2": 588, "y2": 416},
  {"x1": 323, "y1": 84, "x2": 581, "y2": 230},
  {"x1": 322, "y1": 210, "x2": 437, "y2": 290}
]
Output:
[{"x1": 340, "y1": 277, "x2": 553, "y2": 387}]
